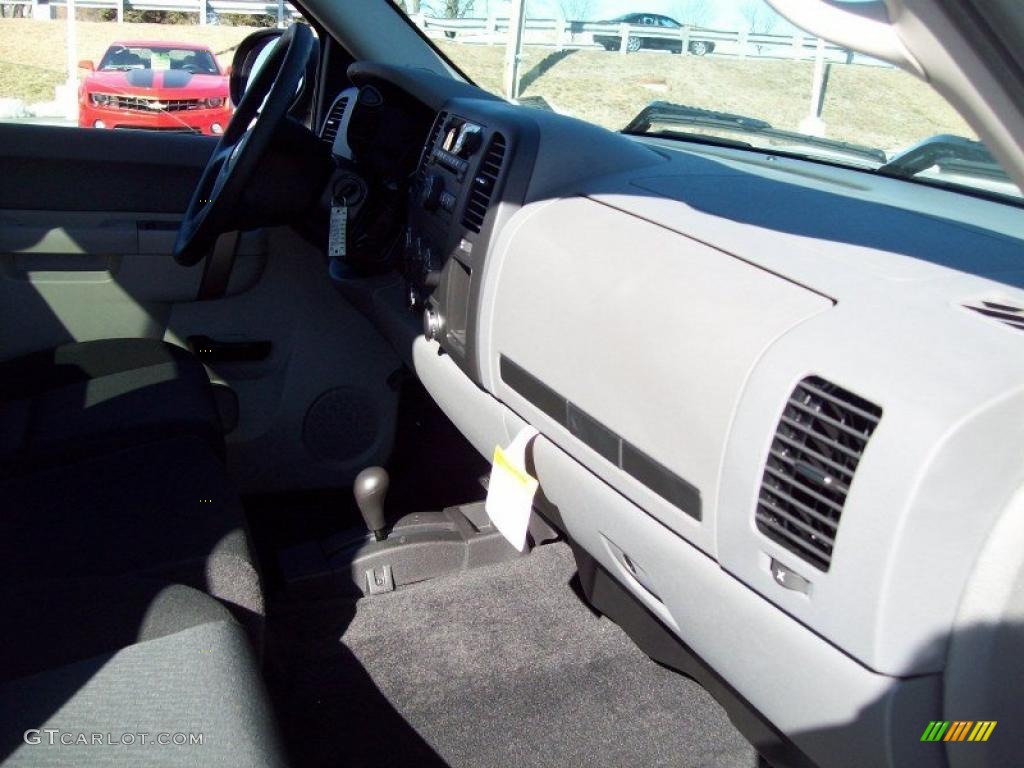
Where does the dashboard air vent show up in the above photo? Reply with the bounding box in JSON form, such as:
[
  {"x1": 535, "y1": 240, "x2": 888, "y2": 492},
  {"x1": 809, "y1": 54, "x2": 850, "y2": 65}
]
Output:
[
  {"x1": 321, "y1": 96, "x2": 349, "y2": 145},
  {"x1": 418, "y1": 111, "x2": 447, "y2": 182},
  {"x1": 462, "y1": 132, "x2": 506, "y2": 234},
  {"x1": 756, "y1": 376, "x2": 882, "y2": 571},
  {"x1": 963, "y1": 299, "x2": 1024, "y2": 332}
]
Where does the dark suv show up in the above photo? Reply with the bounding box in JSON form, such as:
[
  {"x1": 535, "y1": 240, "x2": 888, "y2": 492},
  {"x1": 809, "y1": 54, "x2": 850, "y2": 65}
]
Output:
[{"x1": 593, "y1": 13, "x2": 717, "y2": 55}]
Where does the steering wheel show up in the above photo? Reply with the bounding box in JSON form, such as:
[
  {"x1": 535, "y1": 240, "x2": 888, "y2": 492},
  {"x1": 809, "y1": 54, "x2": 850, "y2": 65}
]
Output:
[{"x1": 173, "y1": 23, "x2": 314, "y2": 266}]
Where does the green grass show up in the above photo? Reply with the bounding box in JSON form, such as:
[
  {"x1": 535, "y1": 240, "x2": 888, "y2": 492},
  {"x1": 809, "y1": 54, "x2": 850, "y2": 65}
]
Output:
[
  {"x1": 0, "y1": 18, "x2": 975, "y2": 152},
  {"x1": 0, "y1": 60, "x2": 63, "y2": 104}
]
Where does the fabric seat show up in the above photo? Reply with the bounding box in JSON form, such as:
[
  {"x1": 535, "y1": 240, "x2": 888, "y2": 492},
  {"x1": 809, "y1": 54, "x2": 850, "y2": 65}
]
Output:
[
  {"x1": 0, "y1": 435, "x2": 264, "y2": 638},
  {"x1": 0, "y1": 582, "x2": 287, "y2": 767},
  {"x1": 0, "y1": 338, "x2": 223, "y2": 476},
  {"x1": 0, "y1": 576, "x2": 239, "y2": 686},
  {"x1": 0, "y1": 339, "x2": 282, "y2": 766}
]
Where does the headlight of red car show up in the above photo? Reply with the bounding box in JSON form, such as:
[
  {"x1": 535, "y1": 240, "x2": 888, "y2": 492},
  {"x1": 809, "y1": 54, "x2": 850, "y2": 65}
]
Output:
[
  {"x1": 89, "y1": 93, "x2": 116, "y2": 107},
  {"x1": 199, "y1": 97, "x2": 225, "y2": 109}
]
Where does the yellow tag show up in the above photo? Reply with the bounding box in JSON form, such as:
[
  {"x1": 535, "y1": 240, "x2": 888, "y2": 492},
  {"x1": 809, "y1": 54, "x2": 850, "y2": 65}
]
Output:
[
  {"x1": 485, "y1": 428, "x2": 539, "y2": 552},
  {"x1": 492, "y1": 445, "x2": 535, "y2": 489}
]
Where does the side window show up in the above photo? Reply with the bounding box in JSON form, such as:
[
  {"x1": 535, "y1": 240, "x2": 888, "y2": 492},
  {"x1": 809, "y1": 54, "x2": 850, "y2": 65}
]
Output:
[{"x1": 0, "y1": 4, "x2": 299, "y2": 135}]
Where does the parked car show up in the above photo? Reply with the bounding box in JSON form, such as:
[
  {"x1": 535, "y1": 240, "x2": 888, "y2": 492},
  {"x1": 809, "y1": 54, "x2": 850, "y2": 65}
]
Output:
[
  {"x1": 593, "y1": 13, "x2": 716, "y2": 55},
  {"x1": 78, "y1": 42, "x2": 232, "y2": 136}
]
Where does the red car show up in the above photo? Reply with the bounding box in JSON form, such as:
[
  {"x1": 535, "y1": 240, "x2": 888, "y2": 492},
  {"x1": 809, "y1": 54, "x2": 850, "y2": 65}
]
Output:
[{"x1": 78, "y1": 41, "x2": 232, "y2": 136}]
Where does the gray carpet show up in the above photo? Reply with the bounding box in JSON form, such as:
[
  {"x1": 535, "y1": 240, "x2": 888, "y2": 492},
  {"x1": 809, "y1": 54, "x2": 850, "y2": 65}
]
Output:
[{"x1": 267, "y1": 542, "x2": 759, "y2": 768}]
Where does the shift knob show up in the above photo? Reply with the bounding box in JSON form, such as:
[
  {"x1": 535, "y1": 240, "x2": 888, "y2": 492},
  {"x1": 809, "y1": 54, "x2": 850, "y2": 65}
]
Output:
[{"x1": 354, "y1": 467, "x2": 389, "y2": 541}]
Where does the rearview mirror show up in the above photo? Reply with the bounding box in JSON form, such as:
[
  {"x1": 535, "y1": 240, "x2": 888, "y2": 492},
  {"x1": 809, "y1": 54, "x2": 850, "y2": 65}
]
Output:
[{"x1": 78, "y1": 60, "x2": 94, "y2": 71}]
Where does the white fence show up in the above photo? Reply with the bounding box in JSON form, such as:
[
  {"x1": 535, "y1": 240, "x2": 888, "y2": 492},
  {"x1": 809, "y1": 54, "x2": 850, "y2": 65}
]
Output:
[
  {"x1": 414, "y1": 14, "x2": 854, "y2": 62},
  {"x1": 0, "y1": 0, "x2": 300, "y2": 24},
  {"x1": 0, "y1": 3, "x2": 854, "y2": 62}
]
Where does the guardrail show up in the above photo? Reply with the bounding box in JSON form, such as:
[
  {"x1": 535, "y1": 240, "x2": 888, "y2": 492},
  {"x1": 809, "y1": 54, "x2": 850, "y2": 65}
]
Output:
[
  {"x1": 0, "y1": 0, "x2": 300, "y2": 24},
  {"x1": 0, "y1": 3, "x2": 850, "y2": 61},
  {"x1": 415, "y1": 14, "x2": 853, "y2": 61}
]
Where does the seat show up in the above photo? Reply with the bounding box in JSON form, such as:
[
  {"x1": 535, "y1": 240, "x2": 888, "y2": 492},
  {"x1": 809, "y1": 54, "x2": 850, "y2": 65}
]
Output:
[
  {"x1": 0, "y1": 338, "x2": 224, "y2": 476},
  {"x1": 0, "y1": 579, "x2": 286, "y2": 767},
  {"x1": 0, "y1": 435, "x2": 263, "y2": 635},
  {"x1": 0, "y1": 576, "x2": 238, "y2": 685},
  {"x1": 0, "y1": 338, "x2": 281, "y2": 766},
  {"x1": 106, "y1": 50, "x2": 142, "y2": 68}
]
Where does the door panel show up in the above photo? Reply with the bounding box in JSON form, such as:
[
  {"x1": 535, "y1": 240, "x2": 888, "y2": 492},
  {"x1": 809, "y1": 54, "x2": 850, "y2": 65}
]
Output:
[
  {"x1": 0, "y1": 208, "x2": 268, "y2": 358},
  {"x1": 0, "y1": 123, "x2": 215, "y2": 212},
  {"x1": 0, "y1": 210, "x2": 265, "y2": 298},
  {"x1": 0, "y1": 126, "x2": 265, "y2": 354},
  {"x1": 0, "y1": 124, "x2": 206, "y2": 356},
  {"x1": 0, "y1": 123, "x2": 402, "y2": 493}
]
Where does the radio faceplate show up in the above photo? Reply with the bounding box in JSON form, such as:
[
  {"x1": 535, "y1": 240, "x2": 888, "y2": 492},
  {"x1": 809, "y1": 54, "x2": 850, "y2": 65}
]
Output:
[
  {"x1": 404, "y1": 112, "x2": 483, "y2": 300},
  {"x1": 406, "y1": 99, "x2": 539, "y2": 383}
]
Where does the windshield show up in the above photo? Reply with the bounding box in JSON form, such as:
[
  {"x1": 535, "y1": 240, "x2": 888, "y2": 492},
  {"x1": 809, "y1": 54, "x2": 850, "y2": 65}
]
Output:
[
  {"x1": 99, "y1": 46, "x2": 220, "y2": 75},
  {"x1": 395, "y1": 0, "x2": 1022, "y2": 201}
]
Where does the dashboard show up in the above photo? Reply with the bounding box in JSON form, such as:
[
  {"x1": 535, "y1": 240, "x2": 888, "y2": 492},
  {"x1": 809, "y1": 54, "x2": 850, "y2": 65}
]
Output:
[{"x1": 326, "y1": 62, "x2": 1024, "y2": 768}]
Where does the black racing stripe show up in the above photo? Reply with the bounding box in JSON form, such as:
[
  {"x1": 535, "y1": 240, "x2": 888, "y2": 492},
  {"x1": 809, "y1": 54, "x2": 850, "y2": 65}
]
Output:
[
  {"x1": 125, "y1": 69, "x2": 154, "y2": 88},
  {"x1": 161, "y1": 70, "x2": 194, "y2": 89}
]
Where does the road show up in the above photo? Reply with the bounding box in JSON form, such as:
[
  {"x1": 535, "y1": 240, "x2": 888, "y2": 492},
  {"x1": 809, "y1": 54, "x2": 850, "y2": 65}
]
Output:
[{"x1": 3, "y1": 116, "x2": 77, "y2": 128}]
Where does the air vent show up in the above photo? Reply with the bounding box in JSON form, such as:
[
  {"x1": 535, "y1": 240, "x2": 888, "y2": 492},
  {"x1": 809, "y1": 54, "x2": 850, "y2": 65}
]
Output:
[
  {"x1": 963, "y1": 299, "x2": 1024, "y2": 332},
  {"x1": 320, "y1": 96, "x2": 349, "y2": 145},
  {"x1": 418, "y1": 111, "x2": 447, "y2": 183},
  {"x1": 462, "y1": 132, "x2": 506, "y2": 234},
  {"x1": 755, "y1": 376, "x2": 882, "y2": 571}
]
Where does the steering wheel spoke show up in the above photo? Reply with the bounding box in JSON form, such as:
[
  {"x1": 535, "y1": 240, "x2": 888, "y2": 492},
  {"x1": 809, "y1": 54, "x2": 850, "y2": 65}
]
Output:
[{"x1": 172, "y1": 24, "x2": 314, "y2": 266}]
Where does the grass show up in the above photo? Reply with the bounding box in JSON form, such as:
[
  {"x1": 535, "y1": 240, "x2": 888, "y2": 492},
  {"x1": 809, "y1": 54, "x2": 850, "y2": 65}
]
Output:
[
  {"x1": 438, "y1": 41, "x2": 975, "y2": 152},
  {"x1": 0, "y1": 60, "x2": 62, "y2": 104},
  {"x1": 0, "y1": 18, "x2": 975, "y2": 153},
  {"x1": 0, "y1": 18, "x2": 258, "y2": 102}
]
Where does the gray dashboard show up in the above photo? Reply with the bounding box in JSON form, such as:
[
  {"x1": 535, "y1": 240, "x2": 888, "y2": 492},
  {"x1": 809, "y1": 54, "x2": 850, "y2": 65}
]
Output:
[{"x1": 338, "y1": 64, "x2": 1024, "y2": 768}]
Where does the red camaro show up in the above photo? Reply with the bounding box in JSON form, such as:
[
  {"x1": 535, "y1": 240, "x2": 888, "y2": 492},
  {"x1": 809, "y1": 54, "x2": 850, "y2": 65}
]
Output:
[{"x1": 78, "y1": 41, "x2": 232, "y2": 136}]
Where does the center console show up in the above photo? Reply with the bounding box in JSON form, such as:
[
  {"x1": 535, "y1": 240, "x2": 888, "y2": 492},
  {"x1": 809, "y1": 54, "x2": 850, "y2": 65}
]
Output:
[{"x1": 404, "y1": 98, "x2": 538, "y2": 384}]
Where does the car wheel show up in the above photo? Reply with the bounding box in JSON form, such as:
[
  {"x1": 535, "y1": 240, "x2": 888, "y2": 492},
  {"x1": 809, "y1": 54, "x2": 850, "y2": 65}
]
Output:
[
  {"x1": 444, "y1": 30, "x2": 456, "y2": 39},
  {"x1": 689, "y1": 40, "x2": 709, "y2": 56},
  {"x1": 626, "y1": 36, "x2": 642, "y2": 53}
]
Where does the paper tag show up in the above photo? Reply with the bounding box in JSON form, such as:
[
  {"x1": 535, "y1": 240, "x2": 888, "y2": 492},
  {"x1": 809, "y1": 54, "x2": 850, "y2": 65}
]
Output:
[
  {"x1": 328, "y1": 205, "x2": 347, "y2": 258},
  {"x1": 485, "y1": 426, "x2": 539, "y2": 552}
]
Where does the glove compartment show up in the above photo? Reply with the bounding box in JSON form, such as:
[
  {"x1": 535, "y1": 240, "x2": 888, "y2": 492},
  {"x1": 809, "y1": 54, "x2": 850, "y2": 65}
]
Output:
[{"x1": 477, "y1": 197, "x2": 832, "y2": 555}]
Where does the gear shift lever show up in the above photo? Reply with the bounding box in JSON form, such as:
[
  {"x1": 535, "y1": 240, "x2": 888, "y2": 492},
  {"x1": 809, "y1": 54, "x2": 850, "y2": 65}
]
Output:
[{"x1": 354, "y1": 467, "x2": 389, "y2": 541}]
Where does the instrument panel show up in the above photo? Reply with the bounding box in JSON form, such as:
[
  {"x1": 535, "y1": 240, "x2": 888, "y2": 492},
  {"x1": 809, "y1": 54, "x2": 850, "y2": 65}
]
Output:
[
  {"x1": 405, "y1": 112, "x2": 490, "y2": 301},
  {"x1": 405, "y1": 102, "x2": 531, "y2": 382}
]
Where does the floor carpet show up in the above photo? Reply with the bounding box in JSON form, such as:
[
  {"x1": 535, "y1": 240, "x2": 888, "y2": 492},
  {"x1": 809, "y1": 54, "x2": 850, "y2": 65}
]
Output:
[{"x1": 266, "y1": 542, "x2": 759, "y2": 768}]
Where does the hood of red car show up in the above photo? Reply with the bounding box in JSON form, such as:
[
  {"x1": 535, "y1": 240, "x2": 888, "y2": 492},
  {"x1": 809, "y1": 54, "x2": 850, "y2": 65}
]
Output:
[{"x1": 84, "y1": 69, "x2": 228, "y2": 98}]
